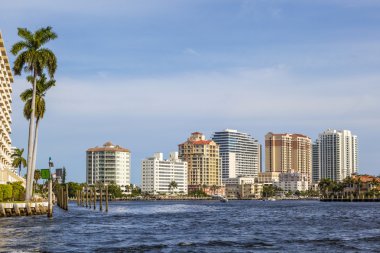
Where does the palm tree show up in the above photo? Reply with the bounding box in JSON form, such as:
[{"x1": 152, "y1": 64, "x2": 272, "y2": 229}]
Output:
[
  {"x1": 21, "y1": 74, "x2": 55, "y2": 190},
  {"x1": 33, "y1": 169, "x2": 41, "y2": 195},
  {"x1": 168, "y1": 181, "x2": 178, "y2": 194},
  {"x1": 11, "y1": 148, "x2": 27, "y2": 176},
  {"x1": 11, "y1": 26, "x2": 57, "y2": 201}
]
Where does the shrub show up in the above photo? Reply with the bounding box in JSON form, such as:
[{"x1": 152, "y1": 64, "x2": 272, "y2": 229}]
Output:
[{"x1": 0, "y1": 184, "x2": 13, "y2": 202}]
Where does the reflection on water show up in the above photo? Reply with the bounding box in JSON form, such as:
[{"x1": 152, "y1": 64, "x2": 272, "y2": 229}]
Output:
[{"x1": 0, "y1": 201, "x2": 379, "y2": 253}]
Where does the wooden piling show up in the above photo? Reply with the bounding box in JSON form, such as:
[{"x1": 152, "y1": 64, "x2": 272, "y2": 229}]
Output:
[
  {"x1": 86, "y1": 186, "x2": 88, "y2": 208},
  {"x1": 0, "y1": 204, "x2": 5, "y2": 217},
  {"x1": 65, "y1": 184, "x2": 69, "y2": 211},
  {"x1": 13, "y1": 204, "x2": 20, "y2": 216},
  {"x1": 61, "y1": 187, "x2": 64, "y2": 209},
  {"x1": 48, "y1": 180, "x2": 53, "y2": 217},
  {"x1": 89, "y1": 189, "x2": 92, "y2": 209},
  {"x1": 106, "y1": 185, "x2": 109, "y2": 212},
  {"x1": 26, "y1": 202, "x2": 32, "y2": 216},
  {"x1": 100, "y1": 186, "x2": 103, "y2": 211},
  {"x1": 93, "y1": 187, "x2": 96, "y2": 210}
]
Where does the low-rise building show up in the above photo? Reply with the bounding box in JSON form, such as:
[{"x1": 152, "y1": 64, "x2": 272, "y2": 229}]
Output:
[
  {"x1": 274, "y1": 172, "x2": 309, "y2": 192},
  {"x1": 142, "y1": 152, "x2": 188, "y2": 195},
  {"x1": 224, "y1": 177, "x2": 262, "y2": 199},
  {"x1": 257, "y1": 172, "x2": 280, "y2": 185}
]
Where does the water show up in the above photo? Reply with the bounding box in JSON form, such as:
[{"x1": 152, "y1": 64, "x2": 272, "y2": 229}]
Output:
[{"x1": 0, "y1": 200, "x2": 379, "y2": 252}]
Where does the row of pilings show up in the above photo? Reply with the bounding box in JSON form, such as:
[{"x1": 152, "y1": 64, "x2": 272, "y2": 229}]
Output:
[
  {"x1": 77, "y1": 186, "x2": 109, "y2": 212},
  {"x1": 56, "y1": 183, "x2": 69, "y2": 211}
]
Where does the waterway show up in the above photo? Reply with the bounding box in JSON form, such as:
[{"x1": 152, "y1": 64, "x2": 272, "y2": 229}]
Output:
[{"x1": 0, "y1": 200, "x2": 379, "y2": 252}]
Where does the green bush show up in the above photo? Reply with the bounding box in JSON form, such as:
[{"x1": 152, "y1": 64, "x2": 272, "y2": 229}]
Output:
[
  {"x1": 9, "y1": 182, "x2": 25, "y2": 201},
  {"x1": 0, "y1": 184, "x2": 13, "y2": 202}
]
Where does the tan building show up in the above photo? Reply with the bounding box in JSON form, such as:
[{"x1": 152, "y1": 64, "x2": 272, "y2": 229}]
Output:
[
  {"x1": 265, "y1": 132, "x2": 312, "y2": 183},
  {"x1": 224, "y1": 177, "x2": 262, "y2": 199},
  {"x1": 0, "y1": 32, "x2": 24, "y2": 185},
  {"x1": 178, "y1": 132, "x2": 222, "y2": 193},
  {"x1": 257, "y1": 172, "x2": 281, "y2": 184}
]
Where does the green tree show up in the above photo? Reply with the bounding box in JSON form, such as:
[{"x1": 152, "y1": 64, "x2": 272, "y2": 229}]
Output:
[
  {"x1": 108, "y1": 182, "x2": 123, "y2": 199},
  {"x1": 11, "y1": 26, "x2": 58, "y2": 201},
  {"x1": 21, "y1": 74, "x2": 56, "y2": 188},
  {"x1": 11, "y1": 148, "x2": 27, "y2": 176},
  {"x1": 67, "y1": 182, "x2": 82, "y2": 198},
  {"x1": 33, "y1": 169, "x2": 41, "y2": 195},
  {"x1": 262, "y1": 184, "x2": 281, "y2": 198},
  {"x1": 62, "y1": 166, "x2": 66, "y2": 184},
  {"x1": 168, "y1": 181, "x2": 178, "y2": 194},
  {"x1": 8, "y1": 182, "x2": 25, "y2": 201}
]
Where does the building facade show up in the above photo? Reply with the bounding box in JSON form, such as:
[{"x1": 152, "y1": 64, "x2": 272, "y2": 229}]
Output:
[
  {"x1": 265, "y1": 132, "x2": 312, "y2": 183},
  {"x1": 86, "y1": 142, "x2": 130, "y2": 191},
  {"x1": 0, "y1": 32, "x2": 24, "y2": 185},
  {"x1": 141, "y1": 152, "x2": 187, "y2": 195},
  {"x1": 274, "y1": 172, "x2": 309, "y2": 192},
  {"x1": 224, "y1": 177, "x2": 262, "y2": 199},
  {"x1": 212, "y1": 129, "x2": 261, "y2": 180},
  {"x1": 315, "y1": 129, "x2": 358, "y2": 181},
  {"x1": 178, "y1": 132, "x2": 222, "y2": 193}
]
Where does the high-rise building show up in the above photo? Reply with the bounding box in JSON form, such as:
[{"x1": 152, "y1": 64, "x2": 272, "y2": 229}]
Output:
[
  {"x1": 265, "y1": 132, "x2": 312, "y2": 183},
  {"x1": 141, "y1": 152, "x2": 188, "y2": 195},
  {"x1": 0, "y1": 32, "x2": 24, "y2": 185},
  {"x1": 315, "y1": 129, "x2": 358, "y2": 181},
  {"x1": 211, "y1": 129, "x2": 261, "y2": 180},
  {"x1": 312, "y1": 142, "x2": 319, "y2": 183},
  {"x1": 86, "y1": 142, "x2": 131, "y2": 191},
  {"x1": 178, "y1": 132, "x2": 222, "y2": 193}
]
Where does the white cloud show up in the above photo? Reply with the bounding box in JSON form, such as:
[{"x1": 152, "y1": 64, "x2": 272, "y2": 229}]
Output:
[{"x1": 11, "y1": 66, "x2": 377, "y2": 129}]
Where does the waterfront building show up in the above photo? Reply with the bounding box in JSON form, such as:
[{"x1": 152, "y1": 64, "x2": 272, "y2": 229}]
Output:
[
  {"x1": 178, "y1": 132, "x2": 222, "y2": 194},
  {"x1": 257, "y1": 172, "x2": 280, "y2": 185},
  {"x1": 265, "y1": 132, "x2": 312, "y2": 183},
  {"x1": 0, "y1": 32, "x2": 24, "y2": 185},
  {"x1": 224, "y1": 177, "x2": 262, "y2": 199},
  {"x1": 211, "y1": 129, "x2": 261, "y2": 180},
  {"x1": 312, "y1": 142, "x2": 319, "y2": 183},
  {"x1": 274, "y1": 172, "x2": 309, "y2": 192},
  {"x1": 141, "y1": 152, "x2": 188, "y2": 195},
  {"x1": 86, "y1": 142, "x2": 130, "y2": 191},
  {"x1": 315, "y1": 129, "x2": 358, "y2": 181}
]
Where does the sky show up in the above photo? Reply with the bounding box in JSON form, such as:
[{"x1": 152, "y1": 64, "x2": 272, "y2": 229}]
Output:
[{"x1": 1, "y1": 0, "x2": 380, "y2": 183}]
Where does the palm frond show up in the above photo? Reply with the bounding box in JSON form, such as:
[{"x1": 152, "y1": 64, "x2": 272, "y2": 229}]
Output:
[
  {"x1": 35, "y1": 26, "x2": 58, "y2": 46},
  {"x1": 17, "y1": 27, "x2": 33, "y2": 43},
  {"x1": 10, "y1": 41, "x2": 29, "y2": 55}
]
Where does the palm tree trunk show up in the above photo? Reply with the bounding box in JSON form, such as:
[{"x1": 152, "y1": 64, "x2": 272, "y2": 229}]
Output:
[
  {"x1": 25, "y1": 71, "x2": 37, "y2": 201},
  {"x1": 31, "y1": 119, "x2": 39, "y2": 198}
]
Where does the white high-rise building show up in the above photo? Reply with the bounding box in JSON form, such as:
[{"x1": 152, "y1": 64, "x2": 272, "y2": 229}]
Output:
[
  {"x1": 142, "y1": 152, "x2": 187, "y2": 195},
  {"x1": 0, "y1": 32, "x2": 25, "y2": 185},
  {"x1": 212, "y1": 129, "x2": 261, "y2": 180},
  {"x1": 86, "y1": 142, "x2": 131, "y2": 191},
  {"x1": 315, "y1": 129, "x2": 358, "y2": 181}
]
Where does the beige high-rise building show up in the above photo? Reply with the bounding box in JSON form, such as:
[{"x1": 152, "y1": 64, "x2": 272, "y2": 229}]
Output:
[
  {"x1": 178, "y1": 132, "x2": 222, "y2": 193},
  {"x1": 0, "y1": 32, "x2": 24, "y2": 184},
  {"x1": 265, "y1": 132, "x2": 312, "y2": 183}
]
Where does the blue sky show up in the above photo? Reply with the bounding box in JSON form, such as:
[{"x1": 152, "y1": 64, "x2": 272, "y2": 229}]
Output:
[{"x1": 1, "y1": 0, "x2": 380, "y2": 183}]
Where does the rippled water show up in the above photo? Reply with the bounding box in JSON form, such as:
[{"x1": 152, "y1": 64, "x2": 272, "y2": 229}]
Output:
[{"x1": 0, "y1": 200, "x2": 379, "y2": 252}]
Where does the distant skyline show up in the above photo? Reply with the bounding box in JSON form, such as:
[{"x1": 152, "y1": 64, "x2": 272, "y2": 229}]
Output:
[{"x1": 1, "y1": 0, "x2": 380, "y2": 183}]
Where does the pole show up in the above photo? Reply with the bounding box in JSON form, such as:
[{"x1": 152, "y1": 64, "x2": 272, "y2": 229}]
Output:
[
  {"x1": 65, "y1": 184, "x2": 69, "y2": 211},
  {"x1": 93, "y1": 187, "x2": 96, "y2": 210},
  {"x1": 86, "y1": 186, "x2": 88, "y2": 208},
  {"x1": 106, "y1": 185, "x2": 109, "y2": 212},
  {"x1": 100, "y1": 186, "x2": 103, "y2": 211},
  {"x1": 48, "y1": 179, "x2": 53, "y2": 217}
]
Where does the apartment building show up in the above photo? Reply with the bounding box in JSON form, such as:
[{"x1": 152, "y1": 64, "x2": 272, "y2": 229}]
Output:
[{"x1": 141, "y1": 152, "x2": 187, "y2": 194}]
